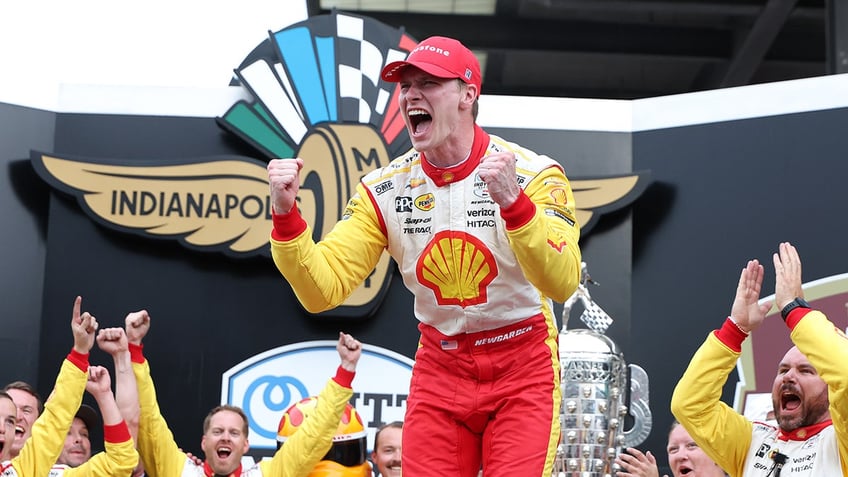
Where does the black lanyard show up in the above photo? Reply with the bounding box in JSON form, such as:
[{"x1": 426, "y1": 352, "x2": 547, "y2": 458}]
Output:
[{"x1": 767, "y1": 450, "x2": 788, "y2": 477}]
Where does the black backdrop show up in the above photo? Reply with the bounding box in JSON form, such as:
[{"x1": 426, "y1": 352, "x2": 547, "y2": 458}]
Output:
[{"x1": 1, "y1": 91, "x2": 846, "y2": 474}]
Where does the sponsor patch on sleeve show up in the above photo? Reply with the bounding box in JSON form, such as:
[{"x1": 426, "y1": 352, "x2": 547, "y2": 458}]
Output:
[{"x1": 544, "y1": 208, "x2": 575, "y2": 226}]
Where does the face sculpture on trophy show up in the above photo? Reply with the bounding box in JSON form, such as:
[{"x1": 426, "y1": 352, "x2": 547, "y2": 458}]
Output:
[{"x1": 554, "y1": 262, "x2": 652, "y2": 477}]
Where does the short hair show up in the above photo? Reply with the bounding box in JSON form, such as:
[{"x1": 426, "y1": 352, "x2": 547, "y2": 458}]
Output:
[
  {"x1": 668, "y1": 419, "x2": 680, "y2": 435},
  {"x1": 4, "y1": 381, "x2": 43, "y2": 415},
  {"x1": 0, "y1": 391, "x2": 14, "y2": 405},
  {"x1": 373, "y1": 421, "x2": 403, "y2": 449},
  {"x1": 456, "y1": 79, "x2": 480, "y2": 120},
  {"x1": 202, "y1": 405, "x2": 249, "y2": 437}
]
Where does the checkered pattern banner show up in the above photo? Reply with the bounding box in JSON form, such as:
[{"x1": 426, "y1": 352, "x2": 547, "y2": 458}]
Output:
[{"x1": 579, "y1": 298, "x2": 614, "y2": 334}]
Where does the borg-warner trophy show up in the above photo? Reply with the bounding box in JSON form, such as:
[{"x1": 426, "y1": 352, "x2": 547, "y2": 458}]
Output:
[{"x1": 553, "y1": 263, "x2": 652, "y2": 477}]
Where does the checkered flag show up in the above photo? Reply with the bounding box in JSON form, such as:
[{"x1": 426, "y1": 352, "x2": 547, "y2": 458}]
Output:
[
  {"x1": 560, "y1": 262, "x2": 614, "y2": 333},
  {"x1": 578, "y1": 297, "x2": 614, "y2": 334},
  {"x1": 335, "y1": 13, "x2": 398, "y2": 127}
]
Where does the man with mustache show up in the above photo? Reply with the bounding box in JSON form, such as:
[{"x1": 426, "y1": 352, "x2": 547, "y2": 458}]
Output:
[
  {"x1": 370, "y1": 421, "x2": 401, "y2": 477},
  {"x1": 2, "y1": 296, "x2": 138, "y2": 477},
  {"x1": 55, "y1": 404, "x2": 98, "y2": 468},
  {"x1": 671, "y1": 242, "x2": 848, "y2": 476}
]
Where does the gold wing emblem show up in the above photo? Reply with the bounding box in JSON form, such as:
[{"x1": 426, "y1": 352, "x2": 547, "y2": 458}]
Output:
[
  {"x1": 31, "y1": 152, "x2": 272, "y2": 257},
  {"x1": 572, "y1": 171, "x2": 651, "y2": 233}
]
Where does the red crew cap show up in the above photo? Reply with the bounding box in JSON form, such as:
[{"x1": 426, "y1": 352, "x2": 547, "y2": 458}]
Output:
[{"x1": 381, "y1": 36, "x2": 481, "y2": 95}]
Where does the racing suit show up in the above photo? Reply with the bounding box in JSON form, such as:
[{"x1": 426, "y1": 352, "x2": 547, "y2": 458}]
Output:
[
  {"x1": 671, "y1": 308, "x2": 848, "y2": 476},
  {"x1": 271, "y1": 125, "x2": 582, "y2": 477},
  {"x1": 2, "y1": 350, "x2": 138, "y2": 477},
  {"x1": 129, "y1": 344, "x2": 355, "y2": 477}
]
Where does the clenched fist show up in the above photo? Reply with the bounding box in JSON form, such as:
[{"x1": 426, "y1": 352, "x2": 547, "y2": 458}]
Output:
[{"x1": 268, "y1": 158, "x2": 304, "y2": 214}]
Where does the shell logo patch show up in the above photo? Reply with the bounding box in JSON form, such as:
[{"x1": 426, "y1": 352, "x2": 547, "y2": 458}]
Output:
[
  {"x1": 550, "y1": 187, "x2": 568, "y2": 205},
  {"x1": 416, "y1": 231, "x2": 498, "y2": 307}
]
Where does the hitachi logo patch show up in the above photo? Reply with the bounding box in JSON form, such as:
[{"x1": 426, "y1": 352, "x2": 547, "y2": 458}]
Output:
[{"x1": 474, "y1": 326, "x2": 533, "y2": 346}]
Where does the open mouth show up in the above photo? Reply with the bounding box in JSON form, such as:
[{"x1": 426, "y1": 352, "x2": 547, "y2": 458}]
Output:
[
  {"x1": 781, "y1": 390, "x2": 801, "y2": 412},
  {"x1": 677, "y1": 464, "x2": 693, "y2": 475},
  {"x1": 15, "y1": 426, "x2": 23, "y2": 438},
  {"x1": 216, "y1": 447, "x2": 232, "y2": 459},
  {"x1": 408, "y1": 109, "x2": 432, "y2": 135}
]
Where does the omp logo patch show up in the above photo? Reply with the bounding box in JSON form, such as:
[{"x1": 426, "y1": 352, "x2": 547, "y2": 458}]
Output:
[{"x1": 374, "y1": 180, "x2": 394, "y2": 195}]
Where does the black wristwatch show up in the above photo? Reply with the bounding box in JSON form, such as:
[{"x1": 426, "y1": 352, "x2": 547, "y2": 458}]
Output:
[{"x1": 780, "y1": 297, "x2": 811, "y2": 321}]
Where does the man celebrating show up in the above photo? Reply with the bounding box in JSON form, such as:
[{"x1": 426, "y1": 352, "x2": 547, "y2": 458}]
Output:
[
  {"x1": 671, "y1": 242, "x2": 848, "y2": 475},
  {"x1": 125, "y1": 309, "x2": 363, "y2": 477},
  {"x1": 55, "y1": 404, "x2": 97, "y2": 467},
  {"x1": 3, "y1": 382, "x2": 42, "y2": 459},
  {"x1": 3, "y1": 296, "x2": 137, "y2": 477},
  {"x1": 267, "y1": 35, "x2": 581, "y2": 477}
]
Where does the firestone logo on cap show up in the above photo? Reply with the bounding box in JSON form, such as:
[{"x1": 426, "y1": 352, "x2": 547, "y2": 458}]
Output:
[
  {"x1": 380, "y1": 36, "x2": 482, "y2": 93},
  {"x1": 410, "y1": 44, "x2": 451, "y2": 57}
]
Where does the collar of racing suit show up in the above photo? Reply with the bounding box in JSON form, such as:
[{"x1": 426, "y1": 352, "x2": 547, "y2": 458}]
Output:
[
  {"x1": 777, "y1": 419, "x2": 832, "y2": 441},
  {"x1": 203, "y1": 460, "x2": 243, "y2": 477},
  {"x1": 421, "y1": 124, "x2": 491, "y2": 187}
]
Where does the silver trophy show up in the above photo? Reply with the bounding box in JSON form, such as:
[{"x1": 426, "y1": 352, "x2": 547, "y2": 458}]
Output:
[{"x1": 553, "y1": 263, "x2": 652, "y2": 477}]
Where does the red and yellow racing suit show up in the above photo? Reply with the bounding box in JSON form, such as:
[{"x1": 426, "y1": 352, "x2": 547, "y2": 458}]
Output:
[
  {"x1": 2, "y1": 350, "x2": 137, "y2": 477},
  {"x1": 271, "y1": 125, "x2": 581, "y2": 477},
  {"x1": 130, "y1": 344, "x2": 355, "y2": 477},
  {"x1": 671, "y1": 309, "x2": 848, "y2": 476}
]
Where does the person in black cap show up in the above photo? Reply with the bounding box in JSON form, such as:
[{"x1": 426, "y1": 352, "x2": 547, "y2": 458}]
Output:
[
  {"x1": 125, "y1": 310, "x2": 363, "y2": 477},
  {"x1": 56, "y1": 403, "x2": 99, "y2": 467},
  {"x1": 2, "y1": 296, "x2": 137, "y2": 477},
  {"x1": 48, "y1": 363, "x2": 138, "y2": 476},
  {"x1": 672, "y1": 243, "x2": 848, "y2": 476},
  {"x1": 267, "y1": 34, "x2": 582, "y2": 477}
]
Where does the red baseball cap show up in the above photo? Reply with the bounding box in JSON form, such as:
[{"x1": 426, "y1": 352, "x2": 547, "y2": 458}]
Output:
[{"x1": 381, "y1": 36, "x2": 482, "y2": 96}]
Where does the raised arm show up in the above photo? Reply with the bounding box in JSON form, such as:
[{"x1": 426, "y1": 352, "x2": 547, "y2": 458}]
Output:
[
  {"x1": 97, "y1": 326, "x2": 139, "y2": 443},
  {"x1": 505, "y1": 164, "x2": 582, "y2": 302},
  {"x1": 64, "y1": 366, "x2": 138, "y2": 477},
  {"x1": 12, "y1": 296, "x2": 95, "y2": 477},
  {"x1": 730, "y1": 259, "x2": 773, "y2": 334},
  {"x1": 125, "y1": 311, "x2": 189, "y2": 477},
  {"x1": 671, "y1": 261, "x2": 770, "y2": 476},
  {"x1": 268, "y1": 158, "x2": 304, "y2": 214},
  {"x1": 262, "y1": 332, "x2": 362, "y2": 477},
  {"x1": 774, "y1": 242, "x2": 848, "y2": 472}
]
